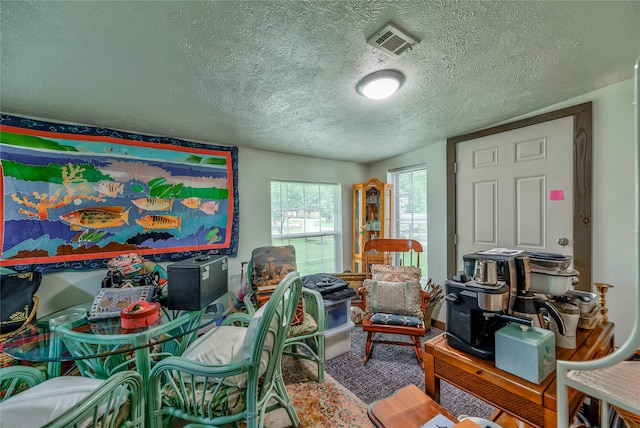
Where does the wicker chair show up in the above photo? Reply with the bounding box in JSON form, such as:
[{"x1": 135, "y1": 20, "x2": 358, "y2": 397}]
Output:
[
  {"x1": 147, "y1": 271, "x2": 303, "y2": 428},
  {"x1": 0, "y1": 367, "x2": 144, "y2": 428}
]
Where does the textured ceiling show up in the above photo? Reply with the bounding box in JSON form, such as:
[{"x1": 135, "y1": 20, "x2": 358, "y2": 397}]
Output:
[{"x1": 1, "y1": 1, "x2": 639, "y2": 164}]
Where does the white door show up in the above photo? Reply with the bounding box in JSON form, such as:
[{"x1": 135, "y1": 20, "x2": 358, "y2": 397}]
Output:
[{"x1": 456, "y1": 116, "x2": 574, "y2": 269}]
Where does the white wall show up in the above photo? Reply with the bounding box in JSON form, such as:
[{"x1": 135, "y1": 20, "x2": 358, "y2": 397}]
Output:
[
  {"x1": 370, "y1": 78, "x2": 638, "y2": 344},
  {"x1": 35, "y1": 149, "x2": 368, "y2": 316}
]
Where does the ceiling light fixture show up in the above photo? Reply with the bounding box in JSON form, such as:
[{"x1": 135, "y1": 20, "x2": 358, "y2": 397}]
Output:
[{"x1": 356, "y1": 70, "x2": 405, "y2": 100}]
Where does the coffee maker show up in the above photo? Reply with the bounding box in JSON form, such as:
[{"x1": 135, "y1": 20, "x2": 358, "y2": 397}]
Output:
[
  {"x1": 445, "y1": 273, "x2": 515, "y2": 359},
  {"x1": 445, "y1": 249, "x2": 533, "y2": 360}
]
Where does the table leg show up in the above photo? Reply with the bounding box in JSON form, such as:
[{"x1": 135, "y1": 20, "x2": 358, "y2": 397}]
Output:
[
  {"x1": 47, "y1": 331, "x2": 63, "y2": 378},
  {"x1": 423, "y1": 337, "x2": 440, "y2": 402}
]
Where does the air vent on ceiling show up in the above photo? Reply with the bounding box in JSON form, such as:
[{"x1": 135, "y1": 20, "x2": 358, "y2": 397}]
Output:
[{"x1": 367, "y1": 22, "x2": 419, "y2": 58}]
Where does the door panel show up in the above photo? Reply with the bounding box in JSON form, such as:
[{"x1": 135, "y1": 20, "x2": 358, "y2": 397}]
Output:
[
  {"x1": 473, "y1": 180, "x2": 497, "y2": 245},
  {"x1": 516, "y1": 175, "x2": 545, "y2": 247},
  {"x1": 456, "y1": 116, "x2": 574, "y2": 270}
]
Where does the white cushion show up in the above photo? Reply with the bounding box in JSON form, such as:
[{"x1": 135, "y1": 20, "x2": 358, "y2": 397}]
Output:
[
  {"x1": 0, "y1": 376, "x2": 103, "y2": 428},
  {"x1": 182, "y1": 290, "x2": 292, "y2": 388},
  {"x1": 240, "y1": 304, "x2": 269, "y2": 359},
  {"x1": 182, "y1": 325, "x2": 248, "y2": 387}
]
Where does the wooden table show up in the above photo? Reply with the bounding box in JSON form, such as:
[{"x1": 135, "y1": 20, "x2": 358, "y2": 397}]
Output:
[
  {"x1": 367, "y1": 384, "x2": 457, "y2": 428},
  {"x1": 424, "y1": 322, "x2": 615, "y2": 428}
]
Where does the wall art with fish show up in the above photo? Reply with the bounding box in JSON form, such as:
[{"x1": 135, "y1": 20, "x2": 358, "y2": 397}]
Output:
[{"x1": 0, "y1": 114, "x2": 239, "y2": 273}]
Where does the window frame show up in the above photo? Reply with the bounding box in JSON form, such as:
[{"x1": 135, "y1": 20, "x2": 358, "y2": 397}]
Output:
[
  {"x1": 389, "y1": 164, "x2": 428, "y2": 277},
  {"x1": 270, "y1": 180, "x2": 342, "y2": 276}
]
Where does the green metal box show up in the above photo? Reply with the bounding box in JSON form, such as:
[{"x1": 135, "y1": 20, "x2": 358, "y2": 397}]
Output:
[{"x1": 495, "y1": 323, "x2": 555, "y2": 384}]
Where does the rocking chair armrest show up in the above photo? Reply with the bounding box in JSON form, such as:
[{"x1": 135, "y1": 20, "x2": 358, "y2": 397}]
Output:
[{"x1": 357, "y1": 286, "x2": 368, "y2": 312}]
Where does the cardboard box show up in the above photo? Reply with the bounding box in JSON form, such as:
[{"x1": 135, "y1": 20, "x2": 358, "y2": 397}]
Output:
[
  {"x1": 324, "y1": 321, "x2": 354, "y2": 359},
  {"x1": 167, "y1": 255, "x2": 228, "y2": 310},
  {"x1": 495, "y1": 323, "x2": 555, "y2": 384}
]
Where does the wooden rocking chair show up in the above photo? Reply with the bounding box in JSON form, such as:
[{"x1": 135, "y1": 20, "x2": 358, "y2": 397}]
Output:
[{"x1": 358, "y1": 239, "x2": 429, "y2": 368}]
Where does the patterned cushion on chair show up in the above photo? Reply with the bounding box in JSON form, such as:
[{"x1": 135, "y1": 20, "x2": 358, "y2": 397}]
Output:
[
  {"x1": 369, "y1": 313, "x2": 423, "y2": 327},
  {"x1": 363, "y1": 279, "x2": 423, "y2": 319},
  {"x1": 287, "y1": 311, "x2": 317, "y2": 338},
  {"x1": 371, "y1": 265, "x2": 421, "y2": 282}
]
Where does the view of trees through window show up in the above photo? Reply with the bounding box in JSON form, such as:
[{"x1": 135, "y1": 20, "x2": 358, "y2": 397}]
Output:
[
  {"x1": 271, "y1": 181, "x2": 340, "y2": 275},
  {"x1": 390, "y1": 166, "x2": 428, "y2": 277}
]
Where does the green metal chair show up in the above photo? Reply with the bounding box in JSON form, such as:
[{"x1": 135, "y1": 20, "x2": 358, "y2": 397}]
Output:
[
  {"x1": 245, "y1": 245, "x2": 325, "y2": 382},
  {"x1": 0, "y1": 366, "x2": 144, "y2": 428},
  {"x1": 147, "y1": 271, "x2": 303, "y2": 428}
]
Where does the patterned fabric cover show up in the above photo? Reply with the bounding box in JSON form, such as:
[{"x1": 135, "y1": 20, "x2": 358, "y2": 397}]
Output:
[
  {"x1": 369, "y1": 313, "x2": 423, "y2": 327},
  {"x1": 363, "y1": 279, "x2": 424, "y2": 319},
  {"x1": 287, "y1": 311, "x2": 317, "y2": 338},
  {"x1": 371, "y1": 265, "x2": 421, "y2": 282},
  {"x1": 252, "y1": 245, "x2": 305, "y2": 325}
]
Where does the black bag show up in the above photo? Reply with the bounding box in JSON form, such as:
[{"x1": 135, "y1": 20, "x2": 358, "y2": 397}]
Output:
[{"x1": 1, "y1": 272, "x2": 42, "y2": 334}]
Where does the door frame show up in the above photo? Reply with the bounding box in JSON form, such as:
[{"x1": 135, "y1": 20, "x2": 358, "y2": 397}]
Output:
[{"x1": 446, "y1": 102, "x2": 593, "y2": 291}]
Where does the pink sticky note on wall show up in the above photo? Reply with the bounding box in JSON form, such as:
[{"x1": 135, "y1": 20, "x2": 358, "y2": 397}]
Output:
[{"x1": 550, "y1": 190, "x2": 564, "y2": 201}]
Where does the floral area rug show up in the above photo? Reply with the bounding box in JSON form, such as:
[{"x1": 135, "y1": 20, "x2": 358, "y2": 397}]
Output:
[{"x1": 254, "y1": 355, "x2": 374, "y2": 428}]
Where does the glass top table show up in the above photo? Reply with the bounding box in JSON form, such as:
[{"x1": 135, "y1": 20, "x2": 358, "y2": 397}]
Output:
[{"x1": 4, "y1": 291, "x2": 237, "y2": 380}]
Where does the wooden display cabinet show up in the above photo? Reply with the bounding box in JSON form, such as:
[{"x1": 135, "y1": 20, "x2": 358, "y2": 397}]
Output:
[{"x1": 352, "y1": 178, "x2": 393, "y2": 273}]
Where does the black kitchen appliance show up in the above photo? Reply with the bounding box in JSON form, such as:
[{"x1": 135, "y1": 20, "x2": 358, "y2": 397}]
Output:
[
  {"x1": 462, "y1": 249, "x2": 525, "y2": 313},
  {"x1": 445, "y1": 274, "x2": 517, "y2": 359},
  {"x1": 447, "y1": 249, "x2": 534, "y2": 359}
]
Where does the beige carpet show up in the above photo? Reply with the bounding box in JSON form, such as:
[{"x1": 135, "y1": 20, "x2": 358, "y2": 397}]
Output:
[
  {"x1": 259, "y1": 355, "x2": 374, "y2": 427},
  {"x1": 167, "y1": 355, "x2": 373, "y2": 427}
]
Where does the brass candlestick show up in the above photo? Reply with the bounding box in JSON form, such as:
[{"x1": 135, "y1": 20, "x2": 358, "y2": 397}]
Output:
[{"x1": 593, "y1": 282, "x2": 614, "y2": 322}]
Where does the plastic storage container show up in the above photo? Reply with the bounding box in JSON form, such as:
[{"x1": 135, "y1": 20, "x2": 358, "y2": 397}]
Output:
[
  {"x1": 324, "y1": 321, "x2": 354, "y2": 359},
  {"x1": 324, "y1": 297, "x2": 352, "y2": 330},
  {"x1": 529, "y1": 268, "x2": 578, "y2": 295}
]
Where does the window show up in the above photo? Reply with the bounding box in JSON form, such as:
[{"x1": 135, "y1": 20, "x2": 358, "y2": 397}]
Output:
[
  {"x1": 271, "y1": 181, "x2": 341, "y2": 275},
  {"x1": 389, "y1": 165, "x2": 428, "y2": 276}
]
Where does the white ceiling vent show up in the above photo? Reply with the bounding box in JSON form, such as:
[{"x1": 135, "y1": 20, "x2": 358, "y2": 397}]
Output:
[{"x1": 367, "y1": 22, "x2": 419, "y2": 58}]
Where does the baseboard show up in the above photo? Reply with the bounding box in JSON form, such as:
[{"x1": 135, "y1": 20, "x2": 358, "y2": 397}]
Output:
[{"x1": 433, "y1": 319, "x2": 445, "y2": 331}]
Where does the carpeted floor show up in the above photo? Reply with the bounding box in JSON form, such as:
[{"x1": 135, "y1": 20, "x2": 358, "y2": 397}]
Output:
[
  {"x1": 255, "y1": 355, "x2": 374, "y2": 428},
  {"x1": 177, "y1": 324, "x2": 495, "y2": 427},
  {"x1": 324, "y1": 324, "x2": 496, "y2": 420}
]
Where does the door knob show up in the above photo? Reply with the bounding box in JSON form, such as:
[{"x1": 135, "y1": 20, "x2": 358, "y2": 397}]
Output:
[{"x1": 557, "y1": 237, "x2": 569, "y2": 246}]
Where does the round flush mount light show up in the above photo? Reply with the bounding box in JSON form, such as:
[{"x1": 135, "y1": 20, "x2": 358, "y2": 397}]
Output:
[{"x1": 356, "y1": 70, "x2": 405, "y2": 100}]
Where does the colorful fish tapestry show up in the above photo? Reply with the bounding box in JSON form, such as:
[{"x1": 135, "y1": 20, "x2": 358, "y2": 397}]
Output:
[{"x1": 0, "y1": 114, "x2": 239, "y2": 273}]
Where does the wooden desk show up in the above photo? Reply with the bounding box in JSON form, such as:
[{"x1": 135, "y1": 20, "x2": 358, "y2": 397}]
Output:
[
  {"x1": 424, "y1": 322, "x2": 615, "y2": 428},
  {"x1": 367, "y1": 384, "x2": 457, "y2": 428}
]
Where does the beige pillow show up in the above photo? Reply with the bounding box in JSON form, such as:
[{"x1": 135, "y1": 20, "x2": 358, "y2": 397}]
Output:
[
  {"x1": 371, "y1": 265, "x2": 421, "y2": 282},
  {"x1": 363, "y1": 279, "x2": 423, "y2": 318}
]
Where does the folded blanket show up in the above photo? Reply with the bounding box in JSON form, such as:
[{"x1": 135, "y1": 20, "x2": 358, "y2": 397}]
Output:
[
  {"x1": 322, "y1": 287, "x2": 356, "y2": 302},
  {"x1": 301, "y1": 274, "x2": 349, "y2": 296}
]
